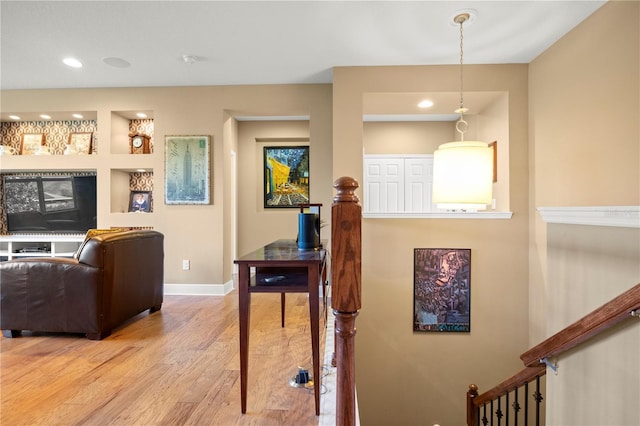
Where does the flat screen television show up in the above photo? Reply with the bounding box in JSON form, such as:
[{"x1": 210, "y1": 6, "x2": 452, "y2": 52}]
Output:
[{"x1": 3, "y1": 173, "x2": 97, "y2": 234}]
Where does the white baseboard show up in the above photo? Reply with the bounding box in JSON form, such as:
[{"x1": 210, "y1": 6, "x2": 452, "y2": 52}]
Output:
[{"x1": 163, "y1": 280, "x2": 235, "y2": 296}]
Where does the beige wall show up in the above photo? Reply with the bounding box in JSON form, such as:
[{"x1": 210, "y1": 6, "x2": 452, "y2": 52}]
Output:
[
  {"x1": 529, "y1": 0, "x2": 639, "y2": 341},
  {"x1": 1, "y1": 2, "x2": 637, "y2": 423},
  {"x1": 529, "y1": 2, "x2": 639, "y2": 425},
  {"x1": 0, "y1": 84, "x2": 333, "y2": 287},
  {"x1": 333, "y1": 64, "x2": 529, "y2": 425},
  {"x1": 478, "y1": 93, "x2": 510, "y2": 211},
  {"x1": 236, "y1": 120, "x2": 333, "y2": 256},
  {"x1": 363, "y1": 121, "x2": 454, "y2": 155},
  {"x1": 546, "y1": 224, "x2": 639, "y2": 426}
]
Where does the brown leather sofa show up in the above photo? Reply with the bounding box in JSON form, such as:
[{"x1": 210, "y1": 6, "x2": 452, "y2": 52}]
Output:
[{"x1": 0, "y1": 230, "x2": 164, "y2": 340}]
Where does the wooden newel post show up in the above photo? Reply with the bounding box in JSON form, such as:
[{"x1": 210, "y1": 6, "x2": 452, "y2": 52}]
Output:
[
  {"x1": 331, "y1": 176, "x2": 362, "y2": 426},
  {"x1": 467, "y1": 384, "x2": 479, "y2": 426}
]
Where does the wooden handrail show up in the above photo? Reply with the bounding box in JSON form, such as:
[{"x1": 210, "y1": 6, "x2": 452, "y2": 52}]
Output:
[
  {"x1": 470, "y1": 365, "x2": 546, "y2": 407},
  {"x1": 467, "y1": 366, "x2": 546, "y2": 426},
  {"x1": 521, "y1": 282, "x2": 640, "y2": 367},
  {"x1": 331, "y1": 177, "x2": 362, "y2": 426},
  {"x1": 467, "y1": 282, "x2": 640, "y2": 425}
]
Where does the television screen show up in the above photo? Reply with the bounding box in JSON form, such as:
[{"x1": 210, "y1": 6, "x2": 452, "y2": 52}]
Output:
[{"x1": 3, "y1": 174, "x2": 97, "y2": 234}]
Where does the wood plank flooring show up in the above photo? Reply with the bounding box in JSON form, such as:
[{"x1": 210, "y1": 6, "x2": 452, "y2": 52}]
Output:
[{"x1": 1, "y1": 291, "x2": 330, "y2": 425}]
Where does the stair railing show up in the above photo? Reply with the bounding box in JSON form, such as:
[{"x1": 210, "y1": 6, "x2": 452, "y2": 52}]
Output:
[{"x1": 467, "y1": 282, "x2": 640, "y2": 426}]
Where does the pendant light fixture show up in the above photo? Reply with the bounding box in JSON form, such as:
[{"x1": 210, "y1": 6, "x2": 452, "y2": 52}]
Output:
[{"x1": 432, "y1": 12, "x2": 493, "y2": 211}]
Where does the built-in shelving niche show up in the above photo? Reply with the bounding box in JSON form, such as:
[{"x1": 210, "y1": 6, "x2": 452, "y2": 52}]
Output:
[
  {"x1": 110, "y1": 111, "x2": 154, "y2": 154},
  {"x1": 0, "y1": 113, "x2": 98, "y2": 155}
]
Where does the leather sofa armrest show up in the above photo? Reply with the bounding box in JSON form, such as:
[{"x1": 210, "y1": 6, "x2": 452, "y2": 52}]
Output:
[
  {"x1": 0, "y1": 258, "x2": 103, "y2": 334},
  {"x1": 76, "y1": 238, "x2": 104, "y2": 268},
  {"x1": 0, "y1": 257, "x2": 100, "y2": 289}
]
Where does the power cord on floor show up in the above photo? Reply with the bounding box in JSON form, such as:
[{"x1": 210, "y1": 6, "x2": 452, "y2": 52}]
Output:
[{"x1": 302, "y1": 364, "x2": 334, "y2": 395}]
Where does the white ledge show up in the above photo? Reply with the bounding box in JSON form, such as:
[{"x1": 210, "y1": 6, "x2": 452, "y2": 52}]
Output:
[
  {"x1": 362, "y1": 211, "x2": 513, "y2": 219},
  {"x1": 537, "y1": 206, "x2": 640, "y2": 228}
]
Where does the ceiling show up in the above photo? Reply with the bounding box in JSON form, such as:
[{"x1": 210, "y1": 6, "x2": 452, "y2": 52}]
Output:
[{"x1": 1, "y1": 1, "x2": 606, "y2": 92}]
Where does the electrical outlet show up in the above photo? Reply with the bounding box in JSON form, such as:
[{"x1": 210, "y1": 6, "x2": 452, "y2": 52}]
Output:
[{"x1": 182, "y1": 259, "x2": 190, "y2": 270}]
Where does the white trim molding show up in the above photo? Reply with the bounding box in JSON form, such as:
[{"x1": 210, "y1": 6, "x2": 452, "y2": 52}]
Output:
[
  {"x1": 363, "y1": 211, "x2": 513, "y2": 219},
  {"x1": 537, "y1": 206, "x2": 640, "y2": 228},
  {"x1": 164, "y1": 281, "x2": 235, "y2": 296}
]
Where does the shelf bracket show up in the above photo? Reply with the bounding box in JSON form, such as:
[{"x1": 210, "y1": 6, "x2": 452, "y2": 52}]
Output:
[{"x1": 540, "y1": 357, "x2": 558, "y2": 374}]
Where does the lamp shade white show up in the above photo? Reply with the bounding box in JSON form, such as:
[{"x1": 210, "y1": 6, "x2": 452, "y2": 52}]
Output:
[{"x1": 432, "y1": 141, "x2": 493, "y2": 210}]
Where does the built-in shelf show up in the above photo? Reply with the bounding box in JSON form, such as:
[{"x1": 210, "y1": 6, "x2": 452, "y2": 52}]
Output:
[
  {"x1": 0, "y1": 234, "x2": 84, "y2": 260},
  {"x1": 1, "y1": 111, "x2": 156, "y2": 235},
  {"x1": 537, "y1": 206, "x2": 640, "y2": 228}
]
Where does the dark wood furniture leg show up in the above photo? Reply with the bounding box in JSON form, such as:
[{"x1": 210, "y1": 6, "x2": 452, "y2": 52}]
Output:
[
  {"x1": 281, "y1": 293, "x2": 285, "y2": 327},
  {"x1": 238, "y1": 264, "x2": 251, "y2": 414},
  {"x1": 308, "y1": 263, "x2": 321, "y2": 415}
]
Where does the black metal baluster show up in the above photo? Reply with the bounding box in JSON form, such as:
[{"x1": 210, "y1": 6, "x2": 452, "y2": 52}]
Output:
[
  {"x1": 513, "y1": 386, "x2": 521, "y2": 426},
  {"x1": 477, "y1": 405, "x2": 481, "y2": 426},
  {"x1": 505, "y1": 391, "x2": 510, "y2": 425},
  {"x1": 491, "y1": 400, "x2": 494, "y2": 426},
  {"x1": 482, "y1": 403, "x2": 488, "y2": 426},
  {"x1": 534, "y1": 376, "x2": 544, "y2": 426},
  {"x1": 524, "y1": 381, "x2": 529, "y2": 426},
  {"x1": 496, "y1": 396, "x2": 503, "y2": 426}
]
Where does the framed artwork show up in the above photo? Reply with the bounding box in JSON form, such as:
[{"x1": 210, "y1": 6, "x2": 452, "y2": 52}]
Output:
[
  {"x1": 129, "y1": 190, "x2": 152, "y2": 213},
  {"x1": 20, "y1": 133, "x2": 44, "y2": 155},
  {"x1": 489, "y1": 141, "x2": 497, "y2": 182},
  {"x1": 68, "y1": 132, "x2": 93, "y2": 154},
  {"x1": 263, "y1": 146, "x2": 310, "y2": 208},
  {"x1": 165, "y1": 135, "x2": 210, "y2": 205},
  {"x1": 414, "y1": 248, "x2": 471, "y2": 332}
]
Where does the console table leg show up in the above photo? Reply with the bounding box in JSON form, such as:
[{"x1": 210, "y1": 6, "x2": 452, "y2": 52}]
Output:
[
  {"x1": 238, "y1": 265, "x2": 251, "y2": 414},
  {"x1": 280, "y1": 292, "x2": 285, "y2": 327},
  {"x1": 308, "y1": 264, "x2": 321, "y2": 415}
]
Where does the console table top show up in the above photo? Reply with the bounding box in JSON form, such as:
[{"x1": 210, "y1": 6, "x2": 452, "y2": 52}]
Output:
[{"x1": 235, "y1": 239, "x2": 325, "y2": 265}]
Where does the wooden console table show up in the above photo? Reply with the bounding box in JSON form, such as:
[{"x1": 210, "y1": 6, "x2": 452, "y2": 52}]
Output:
[{"x1": 234, "y1": 239, "x2": 327, "y2": 415}]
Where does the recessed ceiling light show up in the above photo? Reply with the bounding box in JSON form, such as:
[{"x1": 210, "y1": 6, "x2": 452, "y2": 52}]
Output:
[
  {"x1": 63, "y1": 57, "x2": 83, "y2": 68},
  {"x1": 418, "y1": 99, "x2": 434, "y2": 108},
  {"x1": 103, "y1": 57, "x2": 131, "y2": 68},
  {"x1": 136, "y1": 113, "x2": 147, "y2": 118},
  {"x1": 181, "y1": 54, "x2": 206, "y2": 64},
  {"x1": 72, "y1": 113, "x2": 83, "y2": 119},
  {"x1": 9, "y1": 115, "x2": 21, "y2": 120},
  {"x1": 40, "y1": 114, "x2": 52, "y2": 120}
]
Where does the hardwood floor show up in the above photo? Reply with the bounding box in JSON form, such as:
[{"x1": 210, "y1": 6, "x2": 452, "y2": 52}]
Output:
[{"x1": 1, "y1": 291, "x2": 331, "y2": 425}]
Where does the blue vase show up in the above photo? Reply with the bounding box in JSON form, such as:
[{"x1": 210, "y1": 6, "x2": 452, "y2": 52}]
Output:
[{"x1": 297, "y1": 213, "x2": 319, "y2": 250}]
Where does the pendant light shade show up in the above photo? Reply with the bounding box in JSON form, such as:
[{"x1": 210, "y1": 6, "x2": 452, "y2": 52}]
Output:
[
  {"x1": 432, "y1": 141, "x2": 493, "y2": 210},
  {"x1": 432, "y1": 12, "x2": 494, "y2": 211}
]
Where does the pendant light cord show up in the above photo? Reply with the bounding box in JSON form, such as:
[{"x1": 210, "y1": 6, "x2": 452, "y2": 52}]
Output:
[
  {"x1": 459, "y1": 19, "x2": 464, "y2": 111},
  {"x1": 453, "y1": 13, "x2": 470, "y2": 141}
]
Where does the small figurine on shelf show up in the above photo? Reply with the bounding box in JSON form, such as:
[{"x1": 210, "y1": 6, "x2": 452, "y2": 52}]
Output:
[
  {"x1": 64, "y1": 144, "x2": 78, "y2": 155},
  {"x1": 0, "y1": 145, "x2": 16, "y2": 156},
  {"x1": 34, "y1": 145, "x2": 51, "y2": 155}
]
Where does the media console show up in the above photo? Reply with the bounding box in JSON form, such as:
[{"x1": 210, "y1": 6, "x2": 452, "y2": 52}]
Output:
[{"x1": 0, "y1": 234, "x2": 84, "y2": 261}]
